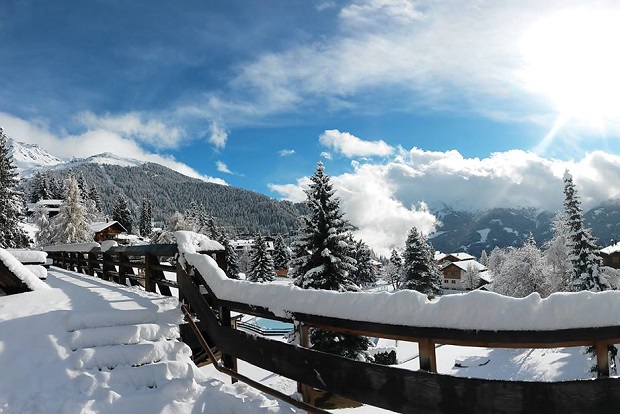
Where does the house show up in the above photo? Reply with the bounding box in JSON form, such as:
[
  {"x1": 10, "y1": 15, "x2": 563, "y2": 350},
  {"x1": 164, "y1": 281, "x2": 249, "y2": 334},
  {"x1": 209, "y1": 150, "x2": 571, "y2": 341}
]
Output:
[
  {"x1": 600, "y1": 242, "x2": 620, "y2": 269},
  {"x1": 440, "y1": 259, "x2": 487, "y2": 291},
  {"x1": 90, "y1": 221, "x2": 127, "y2": 243},
  {"x1": 26, "y1": 199, "x2": 63, "y2": 218},
  {"x1": 435, "y1": 252, "x2": 475, "y2": 266}
]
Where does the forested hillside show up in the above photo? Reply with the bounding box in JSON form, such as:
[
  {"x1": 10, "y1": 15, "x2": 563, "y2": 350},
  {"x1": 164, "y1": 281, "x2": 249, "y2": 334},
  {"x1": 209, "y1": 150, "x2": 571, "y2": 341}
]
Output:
[{"x1": 22, "y1": 162, "x2": 307, "y2": 235}]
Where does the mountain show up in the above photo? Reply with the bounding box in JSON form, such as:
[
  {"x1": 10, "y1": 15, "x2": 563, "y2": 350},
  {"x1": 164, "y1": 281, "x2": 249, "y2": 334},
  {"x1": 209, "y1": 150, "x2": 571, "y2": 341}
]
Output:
[
  {"x1": 12, "y1": 141, "x2": 306, "y2": 236},
  {"x1": 9, "y1": 139, "x2": 63, "y2": 175},
  {"x1": 430, "y1": 204, "x2": 620, "y2": 259}
]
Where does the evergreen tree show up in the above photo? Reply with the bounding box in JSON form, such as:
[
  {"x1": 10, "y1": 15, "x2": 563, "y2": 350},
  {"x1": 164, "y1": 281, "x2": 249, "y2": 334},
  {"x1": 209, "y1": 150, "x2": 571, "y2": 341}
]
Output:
[
  {"x1": 563, "y1": 172, "x2": 609, "y2": 291},
  {"x1": 206, "y1": 216, "x2": 222, "y2": 241},
  {"x1": 51, "y1": 174, "x2": 92, "y2": 244},
  {"x1": 112, "y1": 194, "x2": 133, "y2": 233},
  {"x1": 291, "y1": 162, "x2": 357, "y2": 291},
  {"x1": 47, "y1": 175, "x2": 64, "y2": 199},
  {"x1": 291, "y1": 162, "x2": 370, "y2": 359},
  {"x1": 0, "y1": 128, "x2": 29, "y2": 248},
  {"x1": 221, "y1": 237, "x2": 240, "y2": 279},
  {"x1": 30, "y1": 172, "x2": 51, "y2": 203},
  {"x1": 479, "y1": 250, "x2": 489, "y2": 267},
  {"x1": 87, "y1": 185, "x2": 102, "y2": 213},
  {"x1": 350, "y1": 239, "x2": 377, "y2": 287},
  {"x1": 272, "y1": 235, "x2": 291, "y2": 272},
  {"x1": 543, "y1": 212, "x2": 572, "y2": 293},
  {"x1": 384, "y1": 249, "x2": 403, "y2": 290},
  {"x1": 32, "y1": 203, "x2": 53, "y2": 247},
  {"x1": 247, "y1": 235, "x2": 276, "y2": 282},
  {"x1": 400, "y1": 227, "x2": 442, "y2": 296},
  {"x1": 139, "y1": 198, "x2": 153, "y2": 237}
]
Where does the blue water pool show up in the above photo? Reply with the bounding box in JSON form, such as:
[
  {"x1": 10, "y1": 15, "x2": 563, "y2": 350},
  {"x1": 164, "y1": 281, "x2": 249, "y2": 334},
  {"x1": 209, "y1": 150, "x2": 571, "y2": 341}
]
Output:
[{"x1": 239, "y1": 317, "x2": 293, "y2": 336}]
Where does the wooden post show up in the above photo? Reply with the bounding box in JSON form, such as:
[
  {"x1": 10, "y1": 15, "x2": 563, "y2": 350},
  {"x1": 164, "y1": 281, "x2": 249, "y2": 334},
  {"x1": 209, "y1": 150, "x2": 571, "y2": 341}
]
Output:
[
  {"x1": 102, "y1": 252, "x2": 114, "y2": 281},
  {"x1": 297, "y1": 322, "x2": 312, "y2": 403},
  {"x1": 144, "y1": 253, "x2": 155, "y2": 292},
  {"x1": 595, "y1": 341, "x2": 610, "y2": 378},
  {"x1": 86, "y1": 251, "x2": 96, "y2": 276},
  {"x1": 219, "y1": 305, "x2": 238, "y2": 383},
  {"x1": 418, "y1": 338, "x2": 437, "y2": 372}
]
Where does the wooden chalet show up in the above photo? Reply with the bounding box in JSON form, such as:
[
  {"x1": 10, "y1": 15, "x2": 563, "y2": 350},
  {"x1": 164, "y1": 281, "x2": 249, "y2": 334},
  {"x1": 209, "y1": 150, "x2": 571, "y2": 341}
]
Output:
[
  {"x1": 90, "y1": 221, "x2": 127, "y2": 243},
  {"x1": 601, "y1": 242, "x2": 620, "y2": 269}
]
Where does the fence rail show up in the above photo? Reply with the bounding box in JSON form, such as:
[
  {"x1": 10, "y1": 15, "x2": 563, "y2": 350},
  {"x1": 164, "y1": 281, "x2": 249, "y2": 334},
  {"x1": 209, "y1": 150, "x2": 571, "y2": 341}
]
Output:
[{"x1": 45, "y1": 244, "x2": 620, "y2": 413}]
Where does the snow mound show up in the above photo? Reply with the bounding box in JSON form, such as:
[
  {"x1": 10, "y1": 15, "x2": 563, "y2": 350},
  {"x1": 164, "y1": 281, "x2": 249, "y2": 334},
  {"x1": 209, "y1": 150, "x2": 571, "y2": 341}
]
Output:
[
  {"x1": 43, "y1": 242, "x2": 101, "y2": 252},
  {"x1": 0, "y1": 248, "x2": 49, "y2": 291},
  {"x1": 7, "y1": 249, "x2": 47, "y2": 264},
  {"x1": 175, "y1": 231, "x2": 224, "y2": 254}
]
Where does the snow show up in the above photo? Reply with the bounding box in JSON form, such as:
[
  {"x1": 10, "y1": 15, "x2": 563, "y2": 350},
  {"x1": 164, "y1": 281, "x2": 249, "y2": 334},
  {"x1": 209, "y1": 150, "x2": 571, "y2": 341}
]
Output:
[
  {"x1": 185, "y1": 250, "x2": 620, "y2": 331},
  {"x1": 175, "y1": 231, "x2": 224, "y2": 253},
  {"x1": 6, "y1": 249, "x2": 47, "y2": 264},
  {"x1": 601, "y1": 241, "x2": 620, "y2": 255},
  {"x1": 43, "y1": 242, "x2": 101, "y2": 252},
  {"x1": 90, "y1": 221, "x2": 123, "y2": 232},
  {"x1": 477, "y1": 228, "x2": 491, "y2": 243},
  {"x1": 0, "y1": 248, "x2": 49, "y2": 291},
  {"x1": 0, "y1": 268, "x2": 300, "y2": 413}
]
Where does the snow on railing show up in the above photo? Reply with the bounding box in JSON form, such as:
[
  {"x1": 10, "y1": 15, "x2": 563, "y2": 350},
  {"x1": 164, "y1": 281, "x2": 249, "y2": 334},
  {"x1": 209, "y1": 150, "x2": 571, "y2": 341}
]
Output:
[
  {"x1": 181, "y1": 247, "x2": 620, "y2": 332},
  {"x1": 0, "y1": 248, "x2": 50, "y2": 291}
]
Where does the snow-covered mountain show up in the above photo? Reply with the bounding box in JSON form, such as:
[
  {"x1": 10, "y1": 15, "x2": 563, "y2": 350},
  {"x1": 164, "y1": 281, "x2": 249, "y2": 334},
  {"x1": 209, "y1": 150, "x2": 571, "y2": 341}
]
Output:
[
  {"x1": 9, "y1": 139, "x2": 64, "y2": 175},
  {"x1": 9, "y1": 140, "x2": 146, "y2": 178}
]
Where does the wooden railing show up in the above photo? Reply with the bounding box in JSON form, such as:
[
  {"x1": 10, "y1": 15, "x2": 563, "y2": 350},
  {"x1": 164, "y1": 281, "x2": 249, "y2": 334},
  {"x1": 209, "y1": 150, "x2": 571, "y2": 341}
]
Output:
[{"x1": 45, "y1": 245, "x2": 620, "y2": 413}]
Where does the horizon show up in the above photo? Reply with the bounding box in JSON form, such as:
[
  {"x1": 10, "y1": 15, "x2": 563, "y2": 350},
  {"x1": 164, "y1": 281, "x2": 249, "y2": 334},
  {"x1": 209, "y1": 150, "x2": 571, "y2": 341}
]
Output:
[{"x1": 4, "y1": 1, "x2": 620, "y2": 252}]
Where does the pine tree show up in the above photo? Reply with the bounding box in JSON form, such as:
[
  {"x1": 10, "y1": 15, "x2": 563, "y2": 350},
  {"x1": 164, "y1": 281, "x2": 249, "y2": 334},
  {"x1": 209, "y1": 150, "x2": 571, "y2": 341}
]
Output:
[
  {"x1": 479, "y1": 250, "x2": 489, "y2": 266},
  {"x1": 88, "y1": 185, "x2": 102, "y2": 213},
  {"x1": 30, "y1": 172, "x2": 51, "y2": 203},
  {"x1": 0, "y1": 128, "x2": 29, "y2": 248},
  {"x1": 272, "y1": 235, "x2": 291, "y2": 273},
  {"x1": 247, "y1": 235, "x2": 276, "y2": 282},
  {"x1": 139, "y1": 198, "x2": 153, "y2": 237},
  {"x1": 400, "y1": 227, "x2": 442, "y2": 296},
  {"x1": 563, "y1": 172, "x2": 608, "y2": 291},
  {"x1": 291, "y1": 162, "x2": 370, "y2": 359},
  {"x1": 32, "y1": 204, "x2": 53, "y2": 247},
  {"x1": 350, "y1": 239, "x2": 377, "y2": 287},
  {"x1": 112, "y1": 194, "x2": 133, "y2": 233},
  {"x1": 384, "y1": 249, "x2": 403, "y2": 290},
  {"x1": 206, "y1": 216, "x2": 222, "y2": 241},
  {"x1": 291, "y1": 162, "x2": 357, "y2": 291},
  {"x1": 51, "y1": 174, "x2": 92, "y2": 244},
  {"x1": 221, "y1": 237, "x2": 240, "y2": 279}
]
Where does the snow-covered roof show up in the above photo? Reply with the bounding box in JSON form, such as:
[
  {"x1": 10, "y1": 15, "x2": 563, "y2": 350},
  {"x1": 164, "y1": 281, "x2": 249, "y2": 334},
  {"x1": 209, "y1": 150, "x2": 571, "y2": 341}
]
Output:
[
  {"x1": 446, "y1": 260, "x2": 487, "y2": 272},
  {"x1": 90, "y1": 221, "x2": 126, "y2": 233},
  {"x1": 601, "y1": 242, "x2": 620, "y2": 255}
]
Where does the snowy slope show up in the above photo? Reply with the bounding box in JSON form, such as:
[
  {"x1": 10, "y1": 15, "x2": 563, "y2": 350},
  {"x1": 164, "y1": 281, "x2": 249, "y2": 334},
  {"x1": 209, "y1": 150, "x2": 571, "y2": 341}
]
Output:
[{"x1": 8, "y1": 139, "x2": 64, "y2": 176}]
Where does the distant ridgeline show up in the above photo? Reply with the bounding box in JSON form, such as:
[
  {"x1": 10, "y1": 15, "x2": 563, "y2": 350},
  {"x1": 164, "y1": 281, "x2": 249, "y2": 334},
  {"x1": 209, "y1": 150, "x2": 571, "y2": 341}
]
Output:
[
  {"x1": 20, "y1": 162, "x2": 308, "y2": 236},
  {"x1": 430, "y1": 205, "x2": 620, "y2": 259}
]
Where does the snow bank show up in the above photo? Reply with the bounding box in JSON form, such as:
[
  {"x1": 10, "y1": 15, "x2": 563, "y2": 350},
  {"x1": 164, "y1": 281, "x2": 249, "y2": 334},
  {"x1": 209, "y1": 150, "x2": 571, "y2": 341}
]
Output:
[
  {"x1": 184, "y1": 252, "x2": 620, "y2": 331},
  {"x1": 175, "y1": 231, "x2": 224, "y2": 253},
  {"x1": 0, "y1": 248, "x2": 50, "y2": 291}
]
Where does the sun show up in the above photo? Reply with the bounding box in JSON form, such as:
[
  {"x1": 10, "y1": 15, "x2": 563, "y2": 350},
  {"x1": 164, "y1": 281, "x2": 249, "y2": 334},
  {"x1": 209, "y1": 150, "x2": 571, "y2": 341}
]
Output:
[{"x1": 520, "y1": 8, "x2": 620, "y2": 129}]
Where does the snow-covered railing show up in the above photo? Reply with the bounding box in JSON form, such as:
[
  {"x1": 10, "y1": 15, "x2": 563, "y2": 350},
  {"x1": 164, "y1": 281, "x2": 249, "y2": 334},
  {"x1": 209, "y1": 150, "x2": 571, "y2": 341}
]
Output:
[
  {"x1": 0, "y1": 248, "x2": 50, "y2": 294},
  {"x1": 44, "y1": 242, "x2": 225, "y2": 297},
  {"x1": 171, "y1": 232, "x2": 620, "y2": 413}
]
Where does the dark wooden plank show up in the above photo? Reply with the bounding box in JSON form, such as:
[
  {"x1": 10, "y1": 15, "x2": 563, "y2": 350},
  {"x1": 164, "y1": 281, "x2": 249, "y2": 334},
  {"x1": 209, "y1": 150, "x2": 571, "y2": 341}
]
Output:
[
  {"x1": 0, "y1": 259, "x2": 30, "y2": 294},
  {"x1": 107, "y1": 243, "x2": 178, "y2": 257}
]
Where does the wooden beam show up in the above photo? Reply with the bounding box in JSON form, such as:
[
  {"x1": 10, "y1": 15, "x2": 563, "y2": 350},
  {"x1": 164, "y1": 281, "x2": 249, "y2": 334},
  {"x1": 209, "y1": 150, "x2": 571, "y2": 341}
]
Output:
[{"x1": 596, "y1": 341, "x2": 610, "y2": 378}]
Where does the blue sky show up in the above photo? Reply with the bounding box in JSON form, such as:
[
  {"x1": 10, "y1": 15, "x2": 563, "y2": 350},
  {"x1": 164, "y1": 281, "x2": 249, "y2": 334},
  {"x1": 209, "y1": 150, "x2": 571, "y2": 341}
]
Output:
[{"x1": 4, "y1": 0, "x2": 620, "y2": 252}]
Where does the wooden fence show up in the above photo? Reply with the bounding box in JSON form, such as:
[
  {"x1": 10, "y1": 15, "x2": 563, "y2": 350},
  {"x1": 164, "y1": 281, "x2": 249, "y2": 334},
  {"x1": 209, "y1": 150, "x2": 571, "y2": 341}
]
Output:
[{"x1": 45, "y1": 244, "x2": 620, "y2": 413}]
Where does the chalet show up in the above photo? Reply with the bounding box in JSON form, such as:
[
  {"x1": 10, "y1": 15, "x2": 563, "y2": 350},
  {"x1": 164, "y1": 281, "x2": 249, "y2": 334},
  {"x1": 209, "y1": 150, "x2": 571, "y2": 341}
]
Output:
[
  {"x1": 26, "y1": 199, "x2": 63, "y2": 218},
  {"x1": 90, "y1": 221, "x2": 127, "y2": 243},
  {"x1": 601, "y1": 242, "x2": 620, "y2": 269},
  {"x1": 440, "y1": 259, "x2": 487, "y2": 291},
  {"x1": 435, "y1": 252, "x2": 475, "y2": 266}
]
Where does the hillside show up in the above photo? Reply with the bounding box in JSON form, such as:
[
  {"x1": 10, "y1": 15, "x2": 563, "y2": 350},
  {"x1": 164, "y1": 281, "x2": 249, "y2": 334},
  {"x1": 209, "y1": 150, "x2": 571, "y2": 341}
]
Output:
[{"x1": 21, "y1": 161, "x2": 306, "y2": 236}]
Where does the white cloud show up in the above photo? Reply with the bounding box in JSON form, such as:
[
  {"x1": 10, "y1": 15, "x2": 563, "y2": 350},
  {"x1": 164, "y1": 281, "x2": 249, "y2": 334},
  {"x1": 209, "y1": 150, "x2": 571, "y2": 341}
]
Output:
[
  {"x1": 216, "y1": 161, "x2": 233, "y2": 174},
  {"x1": 278, "y1": 149, "x2": 295, "y2": 157},
  {"x1": 320, "y1": 151, "x2": 332, "y2": 160},
  {"x1": 77, "y1": 111, "x2": 184, "y2": 149},
  {"x1": 208, "y1": 122, "x2": 228, "y2": 149},
  {"x1": 0, "y1": 112, "x2": 226, "y2": 185},
  {"x1": 319, "y1": 129, "x2": 393, "y2": 157},
  {"x1": 271, "y1": 145, "x2": 620, "y2": 255}
]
